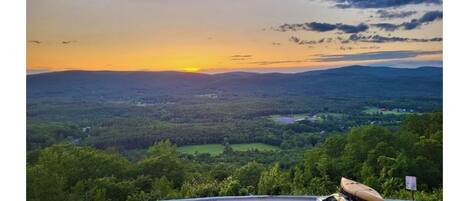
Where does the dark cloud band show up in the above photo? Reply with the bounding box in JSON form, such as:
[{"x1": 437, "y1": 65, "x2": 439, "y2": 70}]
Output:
[
  {"x1": 373, "y1": 11, "x2": 442, "y2": 31},
  {"x1": 277, "y1": 11, "x2": 441, "y2": 34},
  {"x1": 277, "y1": 22, "x2": 369, "y2": 33},
  {"x1": 348, "y1": 34, "x2": 442, "y2": 43},
  {"x1": 332, "y1": 0, "x2": 442, "y2": 9},
  {"x1": 374, "y1": 10, "x2": 417, "y2": 19},
  {"x1": 288, "y1": 35, "x2": 441, "y2": 46}
]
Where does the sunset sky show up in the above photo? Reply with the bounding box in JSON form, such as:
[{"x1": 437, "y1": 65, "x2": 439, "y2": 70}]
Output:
[{"x1": 27, "y1": 0, "x2": 442, "y2": 73}]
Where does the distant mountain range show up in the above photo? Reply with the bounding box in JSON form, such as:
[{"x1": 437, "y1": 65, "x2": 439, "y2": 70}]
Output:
[{"x1": 27, "y1": 65, "x2": 442, "y2": 101}]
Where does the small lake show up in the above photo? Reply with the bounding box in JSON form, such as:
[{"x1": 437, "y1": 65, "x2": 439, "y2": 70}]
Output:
[{"x1": 273, "y1": 117, "x2": 297, "y2": 124}]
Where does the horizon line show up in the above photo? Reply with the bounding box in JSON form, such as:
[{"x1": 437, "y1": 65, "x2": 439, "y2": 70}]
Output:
[{"x1": 27, "y1": 64, "x2": 443, "y2": 76}]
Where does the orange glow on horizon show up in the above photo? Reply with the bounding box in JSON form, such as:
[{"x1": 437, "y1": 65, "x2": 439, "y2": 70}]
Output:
[{"x1": 182, "y1": 67, "x2": 200, "y2": 72}]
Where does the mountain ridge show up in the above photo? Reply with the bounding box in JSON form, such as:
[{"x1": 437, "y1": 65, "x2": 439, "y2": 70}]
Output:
[
  {"x1": 27, "y1": 65, "x2": 442, "y2": 76},
  {"x1": 27, "y1": 65, "x2": 442, "y2": 101}
]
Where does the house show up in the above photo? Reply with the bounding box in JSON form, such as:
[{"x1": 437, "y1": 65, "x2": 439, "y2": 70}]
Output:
[{"x1": 82, "y1": 126, "x2": 91, "y2": 133}]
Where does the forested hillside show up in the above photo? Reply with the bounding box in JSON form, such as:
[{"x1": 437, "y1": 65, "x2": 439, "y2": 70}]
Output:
[
  {"x1": 27, "y1": 66, "x2": 442, "y2": 101},
  {"x1": 27, "y1": 113, "x2": 442, "y2": 201}
]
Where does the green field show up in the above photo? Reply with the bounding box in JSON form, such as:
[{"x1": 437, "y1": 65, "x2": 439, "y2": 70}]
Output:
[
  {"x1": 177, "y1": 143, "x2": 280, "y2": 156},
  {"x1": 231, "y1": 143, "x2": 281, "y2": 152}
]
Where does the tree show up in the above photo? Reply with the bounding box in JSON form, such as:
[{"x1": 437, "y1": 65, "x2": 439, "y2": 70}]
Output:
[
  {"x1": 146, "y1": 139, "x2": 177, "y2": 157},
  {"x1": 150, "y1": 176, "x2": 177, "y2": 200},
  {"x1": 27, "y1": 144, "x2": 133, "y2": 201},
  {"x1": 139, "y1": 140, "x2": 185, "y2": 187},
  {"x1": 257, "y1": 164, "x2": 289, "y2": 195},
  {"x1": 223, "y1": 143, "x2": 234, "y2": 155},
  {"x1": 180, "y1": 179, "x2": 219, "y2": 198},
  {"x1": 234, "y1": 161, "x2": 265, "y2": 189},
  {"x1": 219, "y1": 176, "x2": 241, "y2": 196}
]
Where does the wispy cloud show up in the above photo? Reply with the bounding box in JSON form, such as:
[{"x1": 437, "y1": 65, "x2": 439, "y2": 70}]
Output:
[
  {"x1": 331, "y1": 0, "x2": 442, "y2": 9},
  {"x1": 373, "y1": 11, "x2": 442, "y2": 31},
  {"x1": 61, "y1": 40, "x2": 77, "y2": 44},
  {"x1": 289, "y1": 35, "x2": 441, "y2": 46},
  {"x1": 231, "y1": 55, "x2": 252, "y2": 58},
  {"x1": 245, "y1": 59, "x2": 310, "y2": 65},
  {"x1": 348, "y1": 34, "x2": 442, "y2": 43},
  {"x1": 374, "y1": 10, "x2": 417, "y2": 19},
  {"x1": 339, "y1": 45, "x2": 380, "y2": 51},
  {"x1": 230, "y1": 55, "x2": 253, "y2": 61},
  {"x1": 314, "y1": 50, "x2": 441, "y2": 62},
  {"x1": 277, "y1": 22, "x2": 369, "y2": 33},
  {"x1": 289, "y1": 36, "x2": 334, "y2": 45},
  {"x1": 28, "y1": 40, "x2": 42, "y2": 44}
]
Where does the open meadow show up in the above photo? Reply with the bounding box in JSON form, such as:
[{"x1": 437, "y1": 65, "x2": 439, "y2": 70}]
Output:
[{"x1": 177, "y1": 143, "x2": 280, "y2": 156}]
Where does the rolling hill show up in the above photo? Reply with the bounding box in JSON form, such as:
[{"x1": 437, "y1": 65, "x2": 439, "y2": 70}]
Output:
[{"x1": 27, "y1": 65, "x2": 442, "y2": 102}]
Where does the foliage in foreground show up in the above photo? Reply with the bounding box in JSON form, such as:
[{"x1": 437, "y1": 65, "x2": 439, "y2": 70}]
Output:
[{"x1": 27, "y1": 113, "x2": 442, "y2": 201}]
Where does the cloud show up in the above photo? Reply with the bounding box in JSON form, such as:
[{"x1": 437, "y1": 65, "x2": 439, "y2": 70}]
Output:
[
  {"x1": 337, "y1": 23, "x2": 369, "y2": 33},
  {"x1": 339, "y1": 45, "x2": 380, "y2": 51},
  {"x1": 289, "y1": 36, "x2": 315, "y2": 45},
  {"x1": 230, "y1": 55, "x2": 253, "y2": 61},
  {"x1": 401, "y1": 10, "x2": 442, "y2": 30},
  {"x1": 277, "y1": 10, "x2": 441, "y2": 35},
  {"x1": 306, "y1": 22, "x2": 337, "y2": 32},
  {"x1": 245, "y1": 59, "x2": 310, "y2": 65},
  {"x1": 374, "y1": 10, "x2": 417, "y2": 19},
  {"x1": 372, "y1": 23, "x2": 401, "y2": 31},
  {"x1": 230, "y1": 55, "x2": 252, "y2": 58},
  {"x1": 28, "y1": 40, "x2": 42, "y2": 44},
  {"x1": 277, "y1": 22, "x2": 369, "y2": 33},
  {"x1": 61, "y1": 40, "x2": 77, "y2": 44},
  {"x1": 419, "y1": 10, "x2": 444, "y2": 22},
  {"x1": 289, "y1": 35, "x2": 441, "y2": 46},
  {"x1": 289, "y1": 36, "x2": 335, "y2": 45},
  {"x1": 314, "y1": 50, "x2": 441, "y2": 62},
  {"x1": 348, "y1": 34, "x2": 442, "y2": 43},
  {"x1": 332, "y1": 0, "x2": 442, "y2": 9},
  {"x1": 373, "y1": 11, "x2": 442, "y2": 31},
  {"x1": 278, "y1": 10, "x2": 441, "y2": 35}
]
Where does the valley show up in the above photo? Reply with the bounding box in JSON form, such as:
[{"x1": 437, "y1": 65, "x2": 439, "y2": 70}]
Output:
[{"x1": 26, "y1": 66, "x2": 443, "y2": 201}]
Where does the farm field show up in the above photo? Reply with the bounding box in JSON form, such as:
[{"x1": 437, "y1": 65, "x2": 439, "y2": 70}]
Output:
[
  {"x1": 231, "y1": 143, "x2": 281, "y2": 152},
  {"x1": 177, "y1": 143, "x2": 280, "y2": 155}
]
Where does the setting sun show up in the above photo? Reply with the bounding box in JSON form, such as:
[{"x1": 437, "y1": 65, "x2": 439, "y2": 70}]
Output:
[{"x1": 182, "y1": 67, "x2": 200, "y2": 72}]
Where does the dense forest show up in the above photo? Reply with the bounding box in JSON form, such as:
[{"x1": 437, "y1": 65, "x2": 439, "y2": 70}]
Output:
[
  {"x1": 27, "y1": 113, "x2": 442, "y2": 201},
  {"x1": 27, "y1": 66, "x2": 443, "y2": 201}
]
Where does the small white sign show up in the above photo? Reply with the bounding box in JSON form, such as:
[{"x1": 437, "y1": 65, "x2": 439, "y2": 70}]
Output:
[{"x1": 405, "y1": 176, "x2": 417, "y2": 191}]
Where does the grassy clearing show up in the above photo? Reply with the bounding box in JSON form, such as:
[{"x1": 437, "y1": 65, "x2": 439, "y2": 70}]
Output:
[
  {"x1": 177, "y1": 144, "x2": 224, "y2": 155},
  {"x1": 231, "y1": 143, "x2": 281, "y2": 152},
  {"x1": 177, "y1": 143, "x2": 280, "y2": 156}
]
